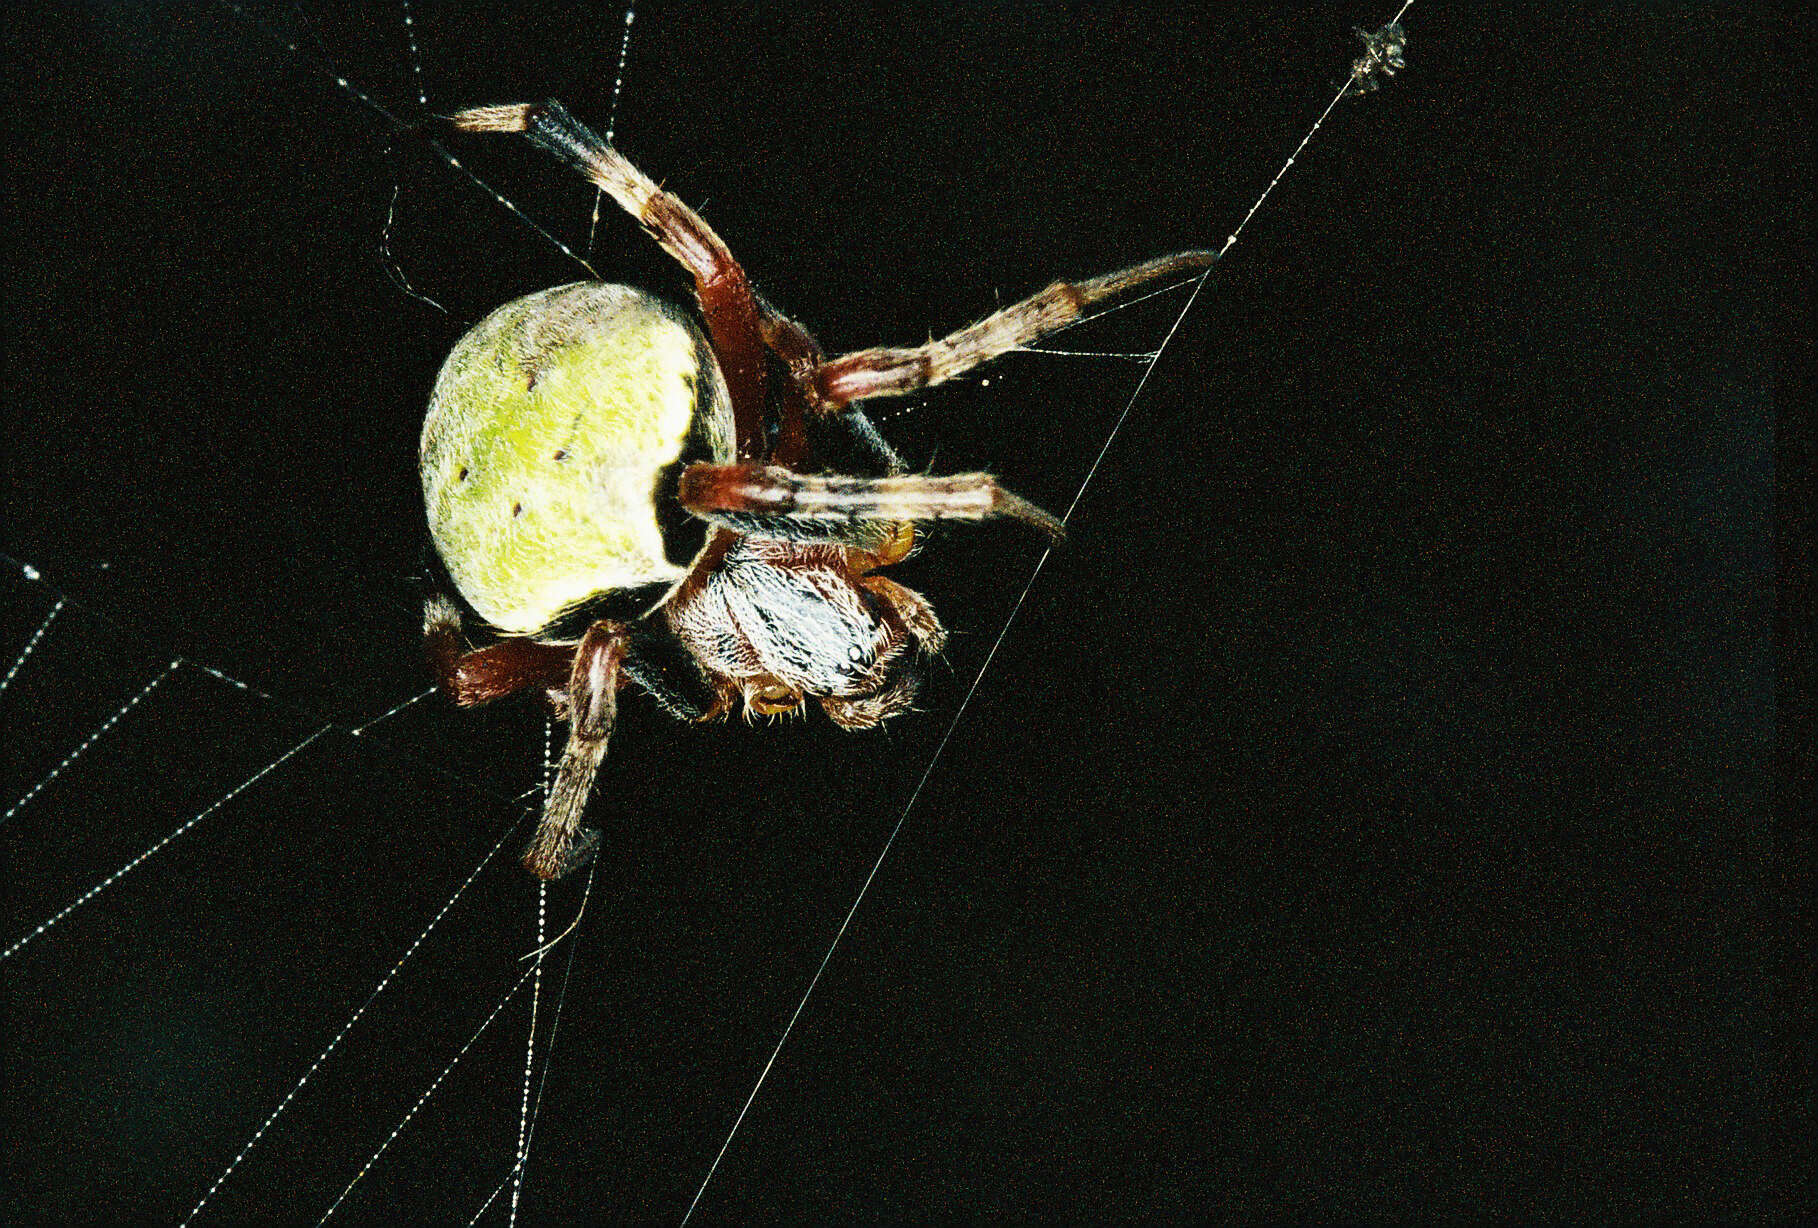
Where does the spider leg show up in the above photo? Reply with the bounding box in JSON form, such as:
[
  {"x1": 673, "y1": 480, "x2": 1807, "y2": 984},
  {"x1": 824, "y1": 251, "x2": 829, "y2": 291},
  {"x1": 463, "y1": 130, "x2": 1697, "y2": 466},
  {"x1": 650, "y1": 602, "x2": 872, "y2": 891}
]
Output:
[
  {"x1": 429, "y1": 596, "x2": 724, "y2": 878},
  {"x1": 678, "y1": 462, "x2": 1065, "y2": 543},
  {"x1": 525, "y1": 619, "x2": 629, "y2": 881},
  {"x1": 814, "y1": 249, "x2": 1220, "y2": 409},
  {"x1": 454, "y1": 101, "x2": 777, "y2": 459},
  {"x1": 425, "y1": 594, "x2": 571, "y2": 706},
  {"x1": 528, "y1": 618, "x2": 725, "y2": 879}
]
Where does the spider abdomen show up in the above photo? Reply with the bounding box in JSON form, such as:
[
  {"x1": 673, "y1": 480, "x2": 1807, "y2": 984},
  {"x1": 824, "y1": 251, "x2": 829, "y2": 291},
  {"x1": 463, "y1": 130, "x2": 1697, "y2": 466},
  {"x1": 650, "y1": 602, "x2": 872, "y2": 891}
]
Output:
[{"x1": 420, "y1": 282, "x2": 734, "y2": 635}]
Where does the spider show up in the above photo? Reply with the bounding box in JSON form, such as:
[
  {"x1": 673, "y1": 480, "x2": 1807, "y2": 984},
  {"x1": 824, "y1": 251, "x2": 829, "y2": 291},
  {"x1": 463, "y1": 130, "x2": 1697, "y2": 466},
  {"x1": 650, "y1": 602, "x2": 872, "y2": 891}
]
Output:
[
  {"x1": 1349, "y1": 20, "x2": 1407, "y2": 96},
  {"x1": 421, "y1": 100, "x2": 1216, "y2": 879}
]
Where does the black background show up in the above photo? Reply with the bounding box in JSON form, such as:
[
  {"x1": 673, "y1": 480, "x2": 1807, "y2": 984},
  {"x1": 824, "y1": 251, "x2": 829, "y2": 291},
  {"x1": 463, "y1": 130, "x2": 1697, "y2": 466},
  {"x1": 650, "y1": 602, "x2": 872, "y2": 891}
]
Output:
[{"x1": 3, "y1": 2, "x2": 1807, "y2": 1222}]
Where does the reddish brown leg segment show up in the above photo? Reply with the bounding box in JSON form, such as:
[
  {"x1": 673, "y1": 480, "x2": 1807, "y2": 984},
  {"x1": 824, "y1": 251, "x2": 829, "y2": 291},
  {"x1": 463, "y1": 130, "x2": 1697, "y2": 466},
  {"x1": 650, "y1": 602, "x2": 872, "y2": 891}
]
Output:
[
  {"x1": 424, "y1": 595, "x2": 572, "y2": 707},
  {"x1": 524, "y1": 619, "x2": 629, "y2": 880},
  {"x1": 454, "y1": 101, "x2": 783, "y2": 460},
  {"x1": 755, "y1": 310, "x2": 829, "y2": 469}
]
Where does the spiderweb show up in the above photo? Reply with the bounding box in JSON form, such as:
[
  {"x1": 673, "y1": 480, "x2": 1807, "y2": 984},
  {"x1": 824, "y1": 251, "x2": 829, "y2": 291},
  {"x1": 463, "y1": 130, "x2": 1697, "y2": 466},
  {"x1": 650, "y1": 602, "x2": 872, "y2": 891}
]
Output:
[{"x1": 3, "y1": 3, "x2": 1418, "y2": 1220}]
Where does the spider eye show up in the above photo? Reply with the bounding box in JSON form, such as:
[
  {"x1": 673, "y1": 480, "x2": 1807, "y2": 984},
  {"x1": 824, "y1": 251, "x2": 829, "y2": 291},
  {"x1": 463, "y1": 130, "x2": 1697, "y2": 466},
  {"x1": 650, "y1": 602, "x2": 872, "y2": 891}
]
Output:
[{"x1": 847, "y1": 644, "x2": 870, "y2": 664}]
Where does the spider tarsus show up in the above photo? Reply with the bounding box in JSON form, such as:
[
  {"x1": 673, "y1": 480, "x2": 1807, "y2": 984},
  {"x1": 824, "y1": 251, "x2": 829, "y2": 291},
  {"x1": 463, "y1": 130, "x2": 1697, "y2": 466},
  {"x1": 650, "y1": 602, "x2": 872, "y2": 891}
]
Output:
[
  {"x1": 522, "y1": 836, "x2": 563, "y2": 881},
  {"x1": 1077, "y1": 250, "x2": 1221, "y2": 302},
  {"x1": 993, "y1": 488, "x2": 1067, "y2": 545},
  {"x1": 526, "y1": 729, "x2": 610, "y2": 879}
]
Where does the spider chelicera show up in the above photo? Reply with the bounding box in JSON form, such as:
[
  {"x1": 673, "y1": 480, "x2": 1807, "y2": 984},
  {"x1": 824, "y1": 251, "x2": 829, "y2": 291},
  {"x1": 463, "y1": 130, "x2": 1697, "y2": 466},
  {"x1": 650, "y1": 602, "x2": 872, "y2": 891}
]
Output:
[{"x1": 421, "y1": 101, "x2": 1215, "y2": 878}]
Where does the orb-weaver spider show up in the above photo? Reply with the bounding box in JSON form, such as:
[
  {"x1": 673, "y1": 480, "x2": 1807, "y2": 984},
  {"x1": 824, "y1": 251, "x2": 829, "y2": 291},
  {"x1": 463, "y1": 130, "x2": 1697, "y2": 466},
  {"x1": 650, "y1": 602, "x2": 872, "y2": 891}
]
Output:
[
  {"x1": 1349, "y1": 20, "x2": 1407, "y2": 95},
  {"x1": 422, "y1": 101, "x2": 1216, "y2": 879}
]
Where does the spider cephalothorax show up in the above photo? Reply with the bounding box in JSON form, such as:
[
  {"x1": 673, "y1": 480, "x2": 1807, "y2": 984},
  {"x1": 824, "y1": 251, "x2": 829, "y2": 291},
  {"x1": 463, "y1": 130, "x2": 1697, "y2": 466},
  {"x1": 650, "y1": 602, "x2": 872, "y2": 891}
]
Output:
[
  {"x1": 666, "y1": 535, "x2": 946, "y2": 728},
  {"x1": 422, "y1": 100, "x2": 1216, "y2": 878}
]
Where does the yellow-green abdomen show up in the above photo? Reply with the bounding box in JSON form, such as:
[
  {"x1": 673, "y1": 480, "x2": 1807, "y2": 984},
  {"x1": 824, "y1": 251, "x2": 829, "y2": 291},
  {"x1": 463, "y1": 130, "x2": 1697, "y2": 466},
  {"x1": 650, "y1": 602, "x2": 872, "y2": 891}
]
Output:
[{"x1": 421, "y1": 282, "x2": 734, "y2": 636}]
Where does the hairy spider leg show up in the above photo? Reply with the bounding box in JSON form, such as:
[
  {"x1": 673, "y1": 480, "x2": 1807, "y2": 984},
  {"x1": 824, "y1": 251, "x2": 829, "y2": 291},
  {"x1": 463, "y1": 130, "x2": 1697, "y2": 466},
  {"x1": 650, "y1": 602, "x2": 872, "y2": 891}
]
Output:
[
  {"x1": 440, "y1": 100, "x2": 1229, "y2": 862},
  {"x1": 677, "y1": 464, "x2": 1065, "y2": 544},
  {"x1": 812, "y1": 249, "x2": 1221, "y2": 409},
  {"x1": 454, "y1": 102, "x2": 785, "y2": 462},
  {"x1": 525, "y1": 619, "x2": 627, "y2": 880},
  {"x1": 425, "y1": 594, "x2": 571, "y2": 705},
  {"x1": 451, "y1": 103, "x2": 1217, "y2": 464},
  {"x1": 426, "y1": 596, "x2": 721, "y2": 877}
]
